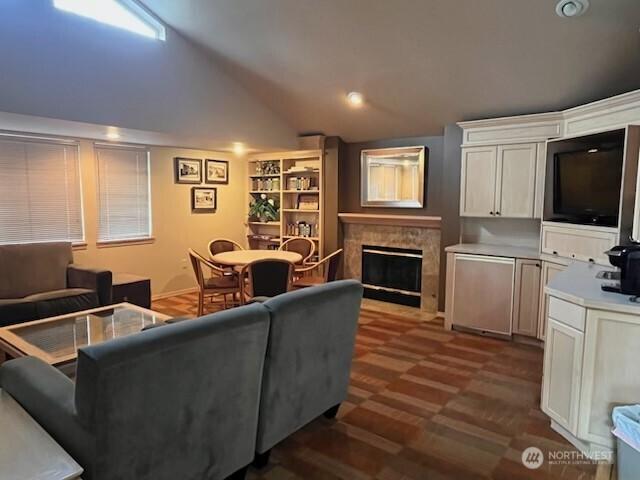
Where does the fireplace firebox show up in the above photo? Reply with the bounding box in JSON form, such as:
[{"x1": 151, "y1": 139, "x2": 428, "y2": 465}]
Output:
[{"x1": 361, "y1": 245, "x2": 422, "y2": 307}]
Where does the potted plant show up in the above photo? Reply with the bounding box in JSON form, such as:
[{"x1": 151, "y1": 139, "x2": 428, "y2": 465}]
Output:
[{"x1": 249, "y1": 194, "x2": 279, "y2": 223}]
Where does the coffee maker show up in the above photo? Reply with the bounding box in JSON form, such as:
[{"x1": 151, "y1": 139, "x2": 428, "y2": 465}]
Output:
[{"x1": 602, "y1": 244, "x2": 640, "y2": 295}]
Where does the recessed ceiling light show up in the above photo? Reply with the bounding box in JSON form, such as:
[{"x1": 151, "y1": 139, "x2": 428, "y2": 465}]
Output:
[
  {"x1": 556, "y1": 0, "x2": 589, "y2": 18},
  {"x1": 347, "y1": 91, "x2": 364, "y2": 107},
  {"x1": 232, "y1": 142, "x2": 246, "y2": 156}
]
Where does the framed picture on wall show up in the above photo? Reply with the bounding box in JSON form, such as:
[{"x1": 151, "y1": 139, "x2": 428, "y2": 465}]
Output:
[
  {"x1": 175, "y1": 158, "x2": 202, "y2": 184},
  {"x1": 191, "y1": 187, "x2": 217, "y2": 213},
  {"x1": 205, "y1": 159, "x2": 229, "y2": 184}
]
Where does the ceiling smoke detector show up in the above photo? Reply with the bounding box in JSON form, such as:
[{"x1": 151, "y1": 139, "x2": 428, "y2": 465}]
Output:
[{"x1": 556, "y1": 0, "x2": 589, "y2": 18}]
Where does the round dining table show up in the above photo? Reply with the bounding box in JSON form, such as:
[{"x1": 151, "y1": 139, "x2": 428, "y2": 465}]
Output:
[{"x1": 210, "y1": 249, "x2": 302, "y2": 267}]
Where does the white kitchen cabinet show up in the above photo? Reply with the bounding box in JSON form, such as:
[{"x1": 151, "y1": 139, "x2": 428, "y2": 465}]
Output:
[
  {"x1": 496, "y1": 143, "x2": 537, "y2": 218},
  {"x1": 541, "y1": 317, "x2": 584, "y2": 435},
  {"x1": 460, "y1": 146, "x2": 497, "y2": 217},
  {"x1": 541, "y1": 222, "x2": 617, "y2": 265},
  {"x1": 512, "y1": 259, "x2": 541, "y2": 337},
  {"x1": 450, "y1": 254, "x2": 514, "y2": 335},
  {"x1": 537, "y1": 261, "x2": 566, "y2": 340},
  {"x1": 578, "y1": 309, "x2": 640, "y2": 448},
  {"x1": 460, "y1": 143, "x2": 539, "y2": 219}
]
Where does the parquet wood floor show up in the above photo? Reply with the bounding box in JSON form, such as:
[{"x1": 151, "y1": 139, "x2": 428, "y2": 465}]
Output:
[{"x1": 153, "y1": 293, "x2": 599, "y2": 480}]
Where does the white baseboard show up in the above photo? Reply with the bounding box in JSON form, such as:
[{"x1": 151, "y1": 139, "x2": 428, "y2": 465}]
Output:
[{"x1": 152, "y1": 287, "x2": 198, "y2": 301}]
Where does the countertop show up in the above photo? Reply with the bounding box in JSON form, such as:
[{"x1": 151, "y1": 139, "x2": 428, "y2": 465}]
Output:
[
  {"x1": 445, "y1": 243, "x2": 540, "y2": 260},
  {"x1": 546, "y1": 261, "x2": 640, "y2": 315}
]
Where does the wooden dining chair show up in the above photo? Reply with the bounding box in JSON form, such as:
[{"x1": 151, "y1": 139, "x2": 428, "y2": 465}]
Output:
[
  {"x1": 188, "y1": 249, "x2": 241, "y2": 315},
  {"x1": 240, "y1": 259, "x2": 294, "y2": 305},
  {"x1": 208, "y1": 238, "x2": 244, "y2": 256},
  {"x1": 279, "y1": 237, "x2": 315, "y2": 265},
  {"x1": 292, "y1": 249, "x2": 343, "y2": 289}
]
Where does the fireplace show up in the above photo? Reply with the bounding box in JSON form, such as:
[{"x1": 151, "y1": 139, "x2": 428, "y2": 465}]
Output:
[{"x1": 361, "y1": 245, "x2": 422, "y2": 307}]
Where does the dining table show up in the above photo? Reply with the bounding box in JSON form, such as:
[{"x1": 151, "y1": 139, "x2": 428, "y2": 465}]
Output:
[{"x1": 210, "y1": 249, "x2": 302, "y2": 267}]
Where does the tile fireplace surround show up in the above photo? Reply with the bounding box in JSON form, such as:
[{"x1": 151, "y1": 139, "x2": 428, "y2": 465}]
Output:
[{"x1": 339, "y1": 214, "x2": 441, "y2": 312}]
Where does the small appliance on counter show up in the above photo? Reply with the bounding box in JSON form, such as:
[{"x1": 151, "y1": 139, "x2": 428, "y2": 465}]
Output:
[{"x1": 601, "y1": 243, "x2": 640, "y2": 295}]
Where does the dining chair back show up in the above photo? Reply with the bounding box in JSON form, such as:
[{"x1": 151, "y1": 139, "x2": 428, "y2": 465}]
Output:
[
  {"x1": 208, "y1": 238, "x2": 244, "y2": 257},
  {"x1": 241, "y1": 259, "x2": 294, "y2": 303},
  {"x1": 279, "y1": 238, "x2": 315, "y2": 264},
  {"x1": 188, "y1": 249, "x2": 240, "y2": 314},
  {"x1": 292, "y1": 249, "x2": 343, "y2": 289}
]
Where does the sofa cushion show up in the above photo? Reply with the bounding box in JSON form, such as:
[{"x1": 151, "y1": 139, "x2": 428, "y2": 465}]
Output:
[
  {"x1": 0, "y1": 242, "x2": 73, "y2": 299},
  {"x1": 25, "y1": 289, "x2": 98, "y2": 319},
  {"x1": 0, "y1": 299, "x2": 38, "y2": 327}
]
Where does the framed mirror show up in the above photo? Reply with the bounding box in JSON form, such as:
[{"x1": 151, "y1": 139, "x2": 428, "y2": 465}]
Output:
[{"x1": 361, "y1": 146, "x2": 426, "y2": 208}]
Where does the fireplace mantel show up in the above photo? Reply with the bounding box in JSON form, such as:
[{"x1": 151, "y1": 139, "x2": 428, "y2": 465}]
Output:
[{"x1": 338, "y1": 213, "x2": 441, "y2": 229}]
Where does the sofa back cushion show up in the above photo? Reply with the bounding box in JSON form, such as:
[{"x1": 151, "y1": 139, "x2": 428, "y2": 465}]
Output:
[
  {"x1": 257, "y1": 280, "x2": 363, "y2": 453},
  {"x1": 74, "y1": 303, "x2": 270, "y2": 480},
  {"x1": 0, "y1": 242, "x2": 72, "y2": 299}
]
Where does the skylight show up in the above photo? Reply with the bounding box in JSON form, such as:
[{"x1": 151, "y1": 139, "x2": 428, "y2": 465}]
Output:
[{"x1": 53, "y1": 0, "x2": 166, "y2": 41}]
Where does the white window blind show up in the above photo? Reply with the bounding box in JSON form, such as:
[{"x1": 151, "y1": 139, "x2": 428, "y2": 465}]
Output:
[
  {"x1": 96, "y1": 145, "x2": 151, "y2": 242},
  {"x1": 0, "y1": 137, "x2": 84, "y2": 245}
]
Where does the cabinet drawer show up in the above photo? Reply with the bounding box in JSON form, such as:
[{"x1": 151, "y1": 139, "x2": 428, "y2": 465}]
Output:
[
  {"x1": 541, "y1": 225, "x2": 617, "y2": 265},
  {"x1": 548, "y1": 296, "x2": 585, "y2": 332}
]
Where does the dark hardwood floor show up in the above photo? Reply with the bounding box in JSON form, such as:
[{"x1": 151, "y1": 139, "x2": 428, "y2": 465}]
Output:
[{"x1": 153, "y1": 294, "x2": 598, "y2": 480}]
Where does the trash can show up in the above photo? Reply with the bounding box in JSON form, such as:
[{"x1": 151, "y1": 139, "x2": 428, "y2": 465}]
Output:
[{"x1": 612, "y1": 405, "x2": 640, "y2": 480}]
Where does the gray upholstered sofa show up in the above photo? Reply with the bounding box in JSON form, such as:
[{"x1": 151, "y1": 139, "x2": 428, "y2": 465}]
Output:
[
  {"x1": 0, "y1": 242, "x2": 112, "y2": 326},
  {"x1": 254, "y1": 279, "x2": 363, "y2": 466},
  {"x1": 0, "y1": 303, "x2": 271, "y2": 480},
  {"x1": 0, "y1": 280, "x2": 363, "y2": 479}
]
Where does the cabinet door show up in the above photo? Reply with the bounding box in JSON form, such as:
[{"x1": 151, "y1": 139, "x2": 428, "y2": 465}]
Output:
[
  {"x1": 451, "y1": 254, "x2": 514, "y2": 335},
  {"x1": 495, "y1": 144, "x2": 537, "y2": 218},
  {"x1": 578, "y1": 309, "x2": 640, "y2": 447},
  {"x1": 513, "y1": 259, "x2": 541, "y2": 337},
  {"x1": 541, "y1": 318, "x2": 584, "y2": 434},
  {"x1": 537, "y1": 261, "x2": 566, "y2": 340},
  {"x1": 460, "y1": 146, "x2": 497, "y2": 217}
]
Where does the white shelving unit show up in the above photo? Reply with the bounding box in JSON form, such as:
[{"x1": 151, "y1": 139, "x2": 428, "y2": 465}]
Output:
[{"x1": 246, "y1": 149, "x2": 324, "y2": 260}]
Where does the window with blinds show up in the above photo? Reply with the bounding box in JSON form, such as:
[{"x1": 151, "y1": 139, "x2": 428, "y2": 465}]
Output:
[
  {"x1": 96, "y1": 145, "x2": 151, "y2": 243},
  {"x1": 0, "y1": 137, "x2": 84, "y2": 245}
]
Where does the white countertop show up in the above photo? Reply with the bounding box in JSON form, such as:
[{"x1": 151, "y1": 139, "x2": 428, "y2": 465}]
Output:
[
  {"x1": 546, "y1": 261, "x2": 640, "y2": 315},
  {"x1": 445, "y1": 243, "x2": 540, "y2": 260}
]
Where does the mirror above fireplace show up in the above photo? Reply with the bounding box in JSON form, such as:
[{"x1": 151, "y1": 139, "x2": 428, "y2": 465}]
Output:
[{"x1": 360, "y1": 146, "x2": 426, "y2": 208}]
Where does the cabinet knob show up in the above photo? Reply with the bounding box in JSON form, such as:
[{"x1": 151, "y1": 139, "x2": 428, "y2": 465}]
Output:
[
  {"x1": 588, "y1": 258, "x2": 595, "y2": 263},
  {"x1": 552, "y1": 250, "x2": 558, "y2": 255},
  {"x1": 495, "y1": 211, "x2": 501, "y2": 216},
  {"x1": 489, "y1": 211, "x2": 494, "y2": 216}
]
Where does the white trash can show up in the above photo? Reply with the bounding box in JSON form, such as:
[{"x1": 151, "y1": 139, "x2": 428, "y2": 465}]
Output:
[{"x1": 612, "y1": 405, "x2": 640, "y2": 480}]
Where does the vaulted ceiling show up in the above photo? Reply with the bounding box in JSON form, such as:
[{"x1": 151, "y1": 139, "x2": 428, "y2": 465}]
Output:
[{"x1": 142, "y1": 0, "x2": 640, "y2": 142}]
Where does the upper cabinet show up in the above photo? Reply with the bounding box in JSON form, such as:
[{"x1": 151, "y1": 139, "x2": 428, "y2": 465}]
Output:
[
  {"x1": 460, "y1": 146, "x2": 497, "y2": 217},
  {"x1": 460, "y1": 142, "x2": 542, "y2": 219}
]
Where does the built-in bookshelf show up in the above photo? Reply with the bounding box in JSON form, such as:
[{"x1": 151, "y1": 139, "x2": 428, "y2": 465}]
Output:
[{"x1": 246, "y1": 149, "x2": 324, "y2": 260}]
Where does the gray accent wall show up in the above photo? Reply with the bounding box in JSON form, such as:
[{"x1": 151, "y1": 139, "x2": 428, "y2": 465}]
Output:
[{"x1": 338, "y1": 136, "x2": 444, "y2": 215}]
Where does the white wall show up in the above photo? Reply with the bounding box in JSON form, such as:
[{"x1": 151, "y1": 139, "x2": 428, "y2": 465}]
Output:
[{"x1": 0, "y1": 0, "x2": 297, "y2": 151}]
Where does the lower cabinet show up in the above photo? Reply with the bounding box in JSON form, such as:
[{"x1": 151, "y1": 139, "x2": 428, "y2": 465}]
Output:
[
  {"x1": 541, "y1": 316, "x2": 584, "y2": 434},
  {"x1": 537, "y1": 261, "x2": 567, "y2": 340},
  {"x1": 450, "y1": 254, "x2": 515, "y2": 335},
  {"x1": 512, "y1": 259, "x2": 541, "y2": 337}
]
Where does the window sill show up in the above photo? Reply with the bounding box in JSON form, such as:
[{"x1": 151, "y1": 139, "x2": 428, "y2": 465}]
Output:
[
  {"x1": 97, "y1": 237, "x2": 155, "y2": 249},
  {"x1": 72, "y1": 242, "x2": 88, "y2": 251}
]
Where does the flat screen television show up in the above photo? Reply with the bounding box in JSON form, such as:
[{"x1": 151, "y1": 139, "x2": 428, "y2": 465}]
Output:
[{"x1": 552, "y1": 130, "x2": 624, "y2": 227}]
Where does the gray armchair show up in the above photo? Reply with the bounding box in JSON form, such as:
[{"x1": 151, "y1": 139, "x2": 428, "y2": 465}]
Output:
[
  {"x1": 0, "y1": 303, "x2": 271, "y2": 480},
  {"x1": 254, "y1": 280, "x2": 363, "y2": 467},
  {"x1": 0, "y1": 242, "x2": 112, "y2": 326}
]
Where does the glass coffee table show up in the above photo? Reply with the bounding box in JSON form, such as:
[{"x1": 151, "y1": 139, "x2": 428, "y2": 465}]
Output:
[{"x1": 0, "y1": 303, "x2": 171, "y2": 367}]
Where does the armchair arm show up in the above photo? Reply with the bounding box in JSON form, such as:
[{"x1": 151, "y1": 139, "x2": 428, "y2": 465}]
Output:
[
  {"x1": 67, "y1": 264, "x2": 113, "y2": 306},
  {"x1": 0, "y1": 357, "x2": 93, "y2": 467}
]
